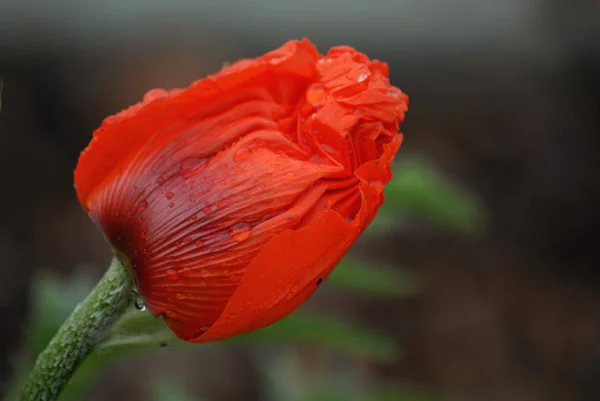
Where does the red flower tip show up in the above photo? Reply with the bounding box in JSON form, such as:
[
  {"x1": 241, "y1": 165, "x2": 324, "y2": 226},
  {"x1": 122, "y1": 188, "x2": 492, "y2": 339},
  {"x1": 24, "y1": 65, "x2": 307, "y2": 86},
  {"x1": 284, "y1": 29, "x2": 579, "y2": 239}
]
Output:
[{"x1": 74, "y1": 39, "x2": 408, "y2": 342}]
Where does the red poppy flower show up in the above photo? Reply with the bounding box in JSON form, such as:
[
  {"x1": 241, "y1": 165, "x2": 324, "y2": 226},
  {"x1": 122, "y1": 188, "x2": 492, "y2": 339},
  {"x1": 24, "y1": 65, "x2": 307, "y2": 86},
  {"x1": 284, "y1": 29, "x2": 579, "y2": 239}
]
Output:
[{"x1": 74, "y1": 39, "x2": 408, "y2": 343}]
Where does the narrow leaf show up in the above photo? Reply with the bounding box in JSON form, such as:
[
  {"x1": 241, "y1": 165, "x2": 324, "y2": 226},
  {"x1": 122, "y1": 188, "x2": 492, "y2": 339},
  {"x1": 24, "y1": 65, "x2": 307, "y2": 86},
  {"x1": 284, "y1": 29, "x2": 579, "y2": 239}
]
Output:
[{"x1": 328, "y1": 257, "x2": 420, "y2": 297}]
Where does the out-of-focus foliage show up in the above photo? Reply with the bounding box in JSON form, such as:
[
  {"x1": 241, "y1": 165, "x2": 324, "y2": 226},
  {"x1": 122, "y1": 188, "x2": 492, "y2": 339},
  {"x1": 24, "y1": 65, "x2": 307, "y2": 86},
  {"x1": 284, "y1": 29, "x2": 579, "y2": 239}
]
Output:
[
  {"x1": 98, "y1": 309, "x2": 400, "y2": 362},
  {"x1": 328, "y1": 258, "x2": 420, "y2": 297},
  {"x1": 263, "y1": 350, "x2": 442, "y2": 401},
  {"x1": 26, "y1": 273, "x2": 96, "y2": 356},
  {"x1": 368, "y1": 157, "x2": 486, "y2": 235},
  {"x1": 151, "y1": 379, "x2": 203, "y2": 401}
]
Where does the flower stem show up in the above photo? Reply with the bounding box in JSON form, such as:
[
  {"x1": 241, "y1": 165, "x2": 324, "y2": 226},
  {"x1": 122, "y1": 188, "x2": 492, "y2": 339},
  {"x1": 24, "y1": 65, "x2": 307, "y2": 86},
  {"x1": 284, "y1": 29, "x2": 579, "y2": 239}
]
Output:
[{"x1": 19, "y1": 257, "x2": 134, "y2": 401}]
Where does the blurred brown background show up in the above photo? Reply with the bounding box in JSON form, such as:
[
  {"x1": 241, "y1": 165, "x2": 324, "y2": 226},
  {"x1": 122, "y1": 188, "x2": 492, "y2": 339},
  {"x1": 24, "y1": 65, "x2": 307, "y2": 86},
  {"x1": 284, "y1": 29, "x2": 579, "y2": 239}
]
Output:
[{"x1": 1, "y1": 1, "x2": 599, "y2": 400}]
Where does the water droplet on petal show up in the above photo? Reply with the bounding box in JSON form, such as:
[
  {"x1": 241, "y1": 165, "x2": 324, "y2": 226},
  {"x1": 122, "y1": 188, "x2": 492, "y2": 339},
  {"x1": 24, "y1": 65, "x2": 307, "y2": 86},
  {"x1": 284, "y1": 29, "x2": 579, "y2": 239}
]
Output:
[
  {"x1": 357, "y1": 73, "x2": 368, "y2": 83},
  {"x1": 166, "y1": 191, "x2": 174, "y2": 200},
  {"x1": 196, "y1": 326, "x2": 210, "y2": 335},
  {"x1": 234, "y1": 147, "x2": 252, "y2": 161},
  {"x1": 140, "y1": 231, "x2": 147, "y2": 239},
  {"x1": 229, "y1": 223, "x2": 251, "y2": 242},
  {"x1": 166, "y1": 269, "x2": 179, "y2": 280},
  {"x1": 175, "y1": 292, "x2": 185, "y2": 300},
  {"x1": 194, "y1": 240, "x2": 204, "y2": 248},
  {"x1": 137, "y1": 200, "x2": 148, "y2": 211},
  {"x1": 168, "y1": 202, "x2": 175, "y2": 209},
  {"x1": 179, "y1": 166, "x2": 194, "y2": 178},
  {"x1": 134, "y1": 296, "x2": 146, "y2": 311},
  {"x1": 307, "y1": 83, "x2": 326, "y2": 104},
  {"x1": 144, "y1": 88, "x2": 169, "y2": 102}
]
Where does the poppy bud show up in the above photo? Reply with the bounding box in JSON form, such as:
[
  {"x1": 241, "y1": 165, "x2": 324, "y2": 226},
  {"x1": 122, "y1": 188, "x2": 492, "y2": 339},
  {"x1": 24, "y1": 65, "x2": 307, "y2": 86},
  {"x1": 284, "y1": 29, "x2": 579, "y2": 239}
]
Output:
[{"x1": 74, "y1": 39, "x2": 408, "y2": 342}]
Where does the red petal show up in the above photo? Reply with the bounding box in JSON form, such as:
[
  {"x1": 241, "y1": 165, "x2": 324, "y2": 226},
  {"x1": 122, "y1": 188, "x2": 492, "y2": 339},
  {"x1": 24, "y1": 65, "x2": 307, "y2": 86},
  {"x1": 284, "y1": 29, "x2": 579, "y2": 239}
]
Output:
[
  {"x1": 74, "y1": 39, "x2": 320, "y2": 209},
  {"x1": 189, "y1": 208, "x2": 358, "y2": 342}
]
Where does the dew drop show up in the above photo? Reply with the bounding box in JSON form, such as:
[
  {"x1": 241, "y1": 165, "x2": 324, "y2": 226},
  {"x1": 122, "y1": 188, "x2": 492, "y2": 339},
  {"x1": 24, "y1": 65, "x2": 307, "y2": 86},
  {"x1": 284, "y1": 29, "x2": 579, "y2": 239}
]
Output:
[
  {"x1": 229, "y1": 223, "x2": 251, "y2": 242},
  {"x1": 175, "y1": 292, "x2": 185, "y2": 300},
  {"x1": 234, "y1": 147, "x2": 252, "y2": 161},
  {"x1": 196, "y1": 326, "x2": 210, "y2": 335},
  {"x1": 165, "y1": 310, "x2": 176, "y2": 318},
  {"x1": 179, "y1": 166, "x2": 194, "y2": 178},
  {"x1": 137, "y1": 200, "x2": 148, "y2": 211},
  {"x1": 168, "y1": 202, "x2": 175, "y2": 209},
  {"x1": 182, "y1": 267, "x2": 192, "y2": 276},
  {"x1": 357, "y1": 73, "x2": 368, "y2": 83},
  {"x1": 166, "y1": 269, "x2": 179, "y2": 280},
  {"x1": 306, "y1": 83, "x2": 326, "y2": 104},
  {"x1": 194, "y1": 240, "x2": 204, "y2": 248},
  {"x1": 134, "y1": 297, "x2": 146, "y2": 311},
  {"x1": 140, "y1": 231, "x2": 147, "y2": 239},
  {"x1": 200, "y1": 269, "x2": 210, "y2": 278},
  {"x1": 166, "y1": 191, "x2": 175, "y2": 200}
]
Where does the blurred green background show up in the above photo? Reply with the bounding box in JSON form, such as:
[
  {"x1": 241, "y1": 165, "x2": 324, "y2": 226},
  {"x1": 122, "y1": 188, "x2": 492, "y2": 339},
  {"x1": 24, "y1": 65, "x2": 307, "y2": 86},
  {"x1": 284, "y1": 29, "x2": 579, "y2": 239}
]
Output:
[{"x1": 1, "y1": 1, "x2": 599, "y2": 400}]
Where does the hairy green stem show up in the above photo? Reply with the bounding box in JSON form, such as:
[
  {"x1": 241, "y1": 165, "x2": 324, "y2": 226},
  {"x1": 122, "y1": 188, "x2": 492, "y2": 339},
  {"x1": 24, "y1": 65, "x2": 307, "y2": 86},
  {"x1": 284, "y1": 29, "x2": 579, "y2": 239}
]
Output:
[{"x1": 19, "y1": 257, "x2": 134, "y2": 401}]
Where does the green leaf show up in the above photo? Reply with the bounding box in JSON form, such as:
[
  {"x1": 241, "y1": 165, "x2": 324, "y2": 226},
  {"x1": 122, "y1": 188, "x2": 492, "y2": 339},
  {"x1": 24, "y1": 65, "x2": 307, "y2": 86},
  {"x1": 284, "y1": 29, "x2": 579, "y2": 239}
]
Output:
[
  {"x1": 151, "y1": 378, "x2": 201, "y2": 401},
  {"x1": 355, "y1": 388, "x2": 441, "y2": 401},
  {"x1": 99, "y1": 309, "x2": 399, "y2": 363},
  {"x1": 309, "y1": 388, "x2": 441, "y2": 401},
  {"x1": 327, "y1": 257, "x2": 420, "y2": 297},
  {"x1": 373, "y1": 157, "x2": 486, "y2": 234},
  {"x1": 26, "y1": 273, "x2": 95, "y2": 355},
  {"x1": 233, "y1": 313, "x2": 400, "y2": 363}
]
